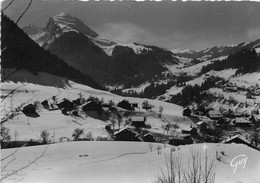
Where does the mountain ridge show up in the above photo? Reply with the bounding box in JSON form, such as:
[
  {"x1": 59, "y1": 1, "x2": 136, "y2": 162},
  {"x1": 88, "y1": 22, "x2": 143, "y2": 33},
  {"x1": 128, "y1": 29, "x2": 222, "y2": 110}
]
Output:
[{"x1": 172, "y1": 40, "x2": 260, "y2": 61}]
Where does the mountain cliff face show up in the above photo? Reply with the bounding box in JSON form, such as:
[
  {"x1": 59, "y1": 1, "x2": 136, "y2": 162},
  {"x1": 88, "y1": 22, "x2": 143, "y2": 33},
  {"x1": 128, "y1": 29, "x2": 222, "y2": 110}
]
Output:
[
  {"x1": 22, "y1": 24, "x2": 42, "y2": 36},
  {"x1": 23, "y1": 12, "x2": 179, "y2": 86}
]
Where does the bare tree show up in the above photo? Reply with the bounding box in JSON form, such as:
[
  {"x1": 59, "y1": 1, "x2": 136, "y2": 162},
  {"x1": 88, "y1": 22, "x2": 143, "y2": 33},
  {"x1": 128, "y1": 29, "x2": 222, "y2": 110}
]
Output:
[
  {"x1": 110, "y1": 113, "x2": 117, "y2": 131},
  {"x1": 86, "y1": 131, "x2": 93, "y2": 141},
  {"x1": 157, "y1": 145, "x2": 162, "y2": 155},
  {"x1": 148, "y1": 143, "x2": 154, "y2": 152},
  {"x1": 40, "y1": 130, "x2": 50, "y2": 144},
  {"x1": 72, "y1": 128, "x2": 84, "y2": 141},
  {"x1": 155, "y1": 148, "x2": 215, "y2": 183},
  {"x1": 158, "y1": 106, "x2": 164, "y2": 118},
  {"x1": 1, "y1": 126, "x2": 12, "y2": 145}
]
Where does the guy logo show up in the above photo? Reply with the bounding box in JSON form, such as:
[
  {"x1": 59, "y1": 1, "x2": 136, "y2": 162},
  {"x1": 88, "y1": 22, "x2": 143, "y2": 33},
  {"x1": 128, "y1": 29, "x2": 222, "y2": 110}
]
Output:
[{"x1": 230, "y1": 154, "x2": 248, "y2": 173}]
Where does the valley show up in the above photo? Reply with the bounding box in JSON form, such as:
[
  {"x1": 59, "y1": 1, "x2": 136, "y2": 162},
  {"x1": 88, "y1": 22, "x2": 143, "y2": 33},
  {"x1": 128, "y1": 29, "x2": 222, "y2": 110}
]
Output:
[{"x1": 1, "y1": 4, "x2": 260, "y2": 183}]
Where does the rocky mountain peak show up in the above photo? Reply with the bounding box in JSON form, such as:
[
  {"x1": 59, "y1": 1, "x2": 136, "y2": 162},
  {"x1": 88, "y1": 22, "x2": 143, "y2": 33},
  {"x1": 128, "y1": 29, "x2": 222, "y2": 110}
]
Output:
[{"x1": 45, "y1": 12, "x2": 98, "y2": 38}]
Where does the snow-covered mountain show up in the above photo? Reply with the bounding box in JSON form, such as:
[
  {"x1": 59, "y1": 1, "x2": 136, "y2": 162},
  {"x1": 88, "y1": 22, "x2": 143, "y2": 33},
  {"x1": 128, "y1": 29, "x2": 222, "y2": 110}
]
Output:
[
  {"x1": 22, "y1": 13, "x2": 179, "y2": 86},
  {"x1": 172, "y1": 40, "x2": 260, "y2": 61}
]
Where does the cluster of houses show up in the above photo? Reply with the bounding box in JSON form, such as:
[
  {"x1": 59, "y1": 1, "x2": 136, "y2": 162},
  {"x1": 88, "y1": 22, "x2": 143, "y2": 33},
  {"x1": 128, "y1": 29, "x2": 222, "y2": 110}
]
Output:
[
  {"x1": 220, "y1": 82, "x2": 260, "y2": 99},
  {"x1": 21, "y1": 96, "x2": 259, "y2": 149},
  {"x1": 182, "y1": 105, "x2": 260, "y2": 149}
]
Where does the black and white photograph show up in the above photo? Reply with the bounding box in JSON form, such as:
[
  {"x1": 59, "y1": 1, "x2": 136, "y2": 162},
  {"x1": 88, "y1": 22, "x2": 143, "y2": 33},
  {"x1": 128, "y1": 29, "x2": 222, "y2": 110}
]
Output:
[{"x1": 1, "y1": 0, "x2": 260, "y2": 182}]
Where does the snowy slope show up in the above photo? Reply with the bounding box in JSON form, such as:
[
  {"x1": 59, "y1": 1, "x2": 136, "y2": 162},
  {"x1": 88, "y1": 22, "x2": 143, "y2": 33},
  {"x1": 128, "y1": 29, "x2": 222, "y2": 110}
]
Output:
[
  {"x1": 1, "y1": 142, "x2": 259, "y2": 183},
  {"x1": 122, "y1": 82, "x2": 151, "y2": 94},
  {"x1": 165, "y1": 56, "x2": 227, "y2": 77}
]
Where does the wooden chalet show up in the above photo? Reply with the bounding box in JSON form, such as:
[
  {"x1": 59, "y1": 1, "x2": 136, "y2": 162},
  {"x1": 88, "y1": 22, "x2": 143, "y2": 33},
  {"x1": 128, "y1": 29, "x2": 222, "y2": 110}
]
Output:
[
  {"x1": 169, "y1": 134, "x2": 193, "y2": 146},
  {"x1": 143, "y1": 133, "x2": 156, "y2": 142},
  {"x1": 117, "y1": 100, "x2": 133, "y2": 111},
  {"x1": 41, "y1": 100, "x2": 49, "y2": 109},
  {"x1": 114, "y1": 128, "x2": 141, "y2": 141},
  {"x1": 196, "y1": 121, "x2": 207, "y2": 131},
  {"x1": 207, "y1": 110, "x2": 222, "y2": 120},
  {"x1": 130, "y1": 116, "x2": 146, "y2": 128},
  {"x1": 251, "y1": 114, "x2": 260, "y2": 125},
  {"x1": 216, "y1": 118, "x2": 228, "y2": 125},
  {"x1": 181, "y1": 126, "x2": 197, "y2": 136},
  {"x1": 182, "y1": 107, "x2": 192, "y2": 116},
  {"x1": 131, "y1": 103, "x2": 138, "y2": 108},
  {"x1": 73, "y1": 98, "x2": 82, "y2": 105},
  {"x1": 22, "y1": 104, "x2": 40, "y2": 117},
  {"x1": 234, "y1": 117, "x2": 252, "y2": 127},
  {"x1": 82, "y1": 101, "x2": 102, "y2": 112},
  {"x1": 246, "y1": 92, "x2": 254, "y2": 99},
  {"x1": 222, "y1": 134, "x2": 252, "y2": 147},
  {"x1": 57, "y1": 99, "x2": 74, "y2": 111},
  {"x1": 82, "y1": 101, "x2": 108, "y2": 120}
]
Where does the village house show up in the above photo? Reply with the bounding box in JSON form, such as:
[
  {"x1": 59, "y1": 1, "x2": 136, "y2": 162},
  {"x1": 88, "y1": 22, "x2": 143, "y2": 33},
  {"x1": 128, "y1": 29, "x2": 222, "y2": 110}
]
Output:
[
  {"x1": 57, "y1": 99, "x2": 74, "y2": 111},
  {"x1": 130, "y1": 116, "x2": 146, "y2": 128},
  {"x1": 143, "y1": 133, "x2": 156, "y2": 142},
  {"x1": 22, "y1": 104, "x2": 40, "y2": 117},
  {"x1": 222, "y1": 134, "x2": 252, "y2": 147},
  {"x1": 196, "y1": 121, "x2": 207, "y2": 132},
  {"x1": 234, "y1": 117, "x2": 252, "y2": 127},
  {"x1": 41, "y1": 100, "x2": 49, "y2": 109},
  {"x1": 207, "y1": 110, "x2": 222, "y2": 120},
  {"x1": 131, "y1": 103, "x2": 138, "y2": 109},
  {"x1": 73, "y1": 98, "x2": 83, "y2": 106},
  {"x1": 169, "y1": 134, "x2": 193, "y2": 146},
  {"x1": 117, "y1": 100, "x2": 134, "y2": 111},
  {"x1": 114, "y1": 128, "x2": 141, "y2": 141},
  {"x1": 246, "y1": 92, "x2": 254, "y2": 99},
  {"x1": 216, "y1": 118, "x2": 229, "y2": 125},
  {"x1": 82, "y1": 101, "x2": 108, "y2": 120},
  {"x1": 251, "y1": 114, "x2": 260, "y2": 125},
  {"x1": 181, "y1": 126, "x2": 197, "y2": 136},
  {"x1": 182, "y1": 107, "x2": 192, "y2": 116}
]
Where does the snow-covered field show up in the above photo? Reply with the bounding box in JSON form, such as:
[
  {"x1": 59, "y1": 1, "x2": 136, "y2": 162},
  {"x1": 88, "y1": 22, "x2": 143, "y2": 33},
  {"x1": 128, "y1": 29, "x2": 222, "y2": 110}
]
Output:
[
  {"x1": 165, "y1": 56, "x2": 227, "y2": 76},
  {"x1": 1, "y1": 142, "x2": 260, "y2": 183}
]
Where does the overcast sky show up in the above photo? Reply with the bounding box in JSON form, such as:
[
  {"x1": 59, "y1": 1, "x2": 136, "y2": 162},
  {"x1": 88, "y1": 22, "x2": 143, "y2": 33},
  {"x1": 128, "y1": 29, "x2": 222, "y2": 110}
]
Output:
[{"x1": 2, "y1": 0, "x2": 260, "y2": 50}]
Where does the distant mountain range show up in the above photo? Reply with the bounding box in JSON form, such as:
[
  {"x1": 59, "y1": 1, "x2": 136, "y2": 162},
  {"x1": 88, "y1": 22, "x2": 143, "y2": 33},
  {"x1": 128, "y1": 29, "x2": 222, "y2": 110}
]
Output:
[{"x1": 172, "y1": 40, "x2": 260, "y2": 61}]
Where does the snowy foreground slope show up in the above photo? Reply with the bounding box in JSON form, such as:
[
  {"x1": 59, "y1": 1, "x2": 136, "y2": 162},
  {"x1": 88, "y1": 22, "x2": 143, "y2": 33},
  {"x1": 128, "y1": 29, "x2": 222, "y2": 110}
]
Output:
[{"x1": 1, "y1": 142, "x2": 260, "y2": 183}]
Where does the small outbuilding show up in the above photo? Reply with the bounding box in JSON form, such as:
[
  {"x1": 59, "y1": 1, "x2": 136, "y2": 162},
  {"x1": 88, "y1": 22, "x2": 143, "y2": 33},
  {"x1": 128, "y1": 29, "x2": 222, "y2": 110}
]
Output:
[
  {"x1": 182, "y1": 107, "x2": 192, "y2": 116},
  {"x1": 181, "y1": 126, "x2": 197, "y2": 136},
  {"x1": 130, "y1": 116, "x2": 146, "y2": 128},
  {"x1": 114, "y1": 128, "x2": 141, "y2": 141},
  {"x1": 22, "y1": 104, "x2": 40, "y2": 117},
  {"x1": 222, "y1": 134, "x2": 251, "y2": 147},
  {"x1": 41, "y1": 100, "x2": 49, "y2": 109},
  {"x1": 143, "y1": 133, "x2": 156, "y2": 142},
  {"x1": 117, "y1": 100, "x2": 133, "y2": 111},
  {"x1": 169, "y1": 135, "x2": 193, "y2": 146},
  {"x1": 82, "y1": 101, "x2": 108, "y2": 120},
  {"x1": 57, "y1": 99, "x2": 74, "y2": 111},
  {"x1": 207, "y1": 110, "x2": 222, "y2": 120},
  {"x1": 234, "y1": 117, "x2": 252, "y2": 127}
]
